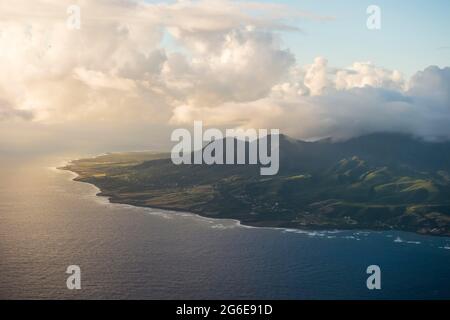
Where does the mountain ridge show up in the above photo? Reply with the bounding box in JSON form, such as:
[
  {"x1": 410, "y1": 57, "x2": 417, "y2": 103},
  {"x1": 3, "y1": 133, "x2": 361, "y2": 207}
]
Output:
[{"x1": 63, "y1": 132, "x2": 450, "y2": 236}]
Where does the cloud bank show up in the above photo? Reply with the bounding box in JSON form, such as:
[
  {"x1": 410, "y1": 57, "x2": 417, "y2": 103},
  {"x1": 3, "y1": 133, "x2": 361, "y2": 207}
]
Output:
[{"x1": 0, "y1": 0, "x2": 449, "y2": 153}]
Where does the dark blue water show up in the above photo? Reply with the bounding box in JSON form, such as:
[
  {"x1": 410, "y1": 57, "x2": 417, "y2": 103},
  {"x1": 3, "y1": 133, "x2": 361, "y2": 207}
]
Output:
[{"x1": 0, "y1": 156, "x2": 449, "y2": 299}]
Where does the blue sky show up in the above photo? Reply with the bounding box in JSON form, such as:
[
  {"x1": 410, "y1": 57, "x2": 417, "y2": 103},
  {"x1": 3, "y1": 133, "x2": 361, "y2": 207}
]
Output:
[
  {"x1": 156, "y1": 0, "x2": 450, "y2": 76},
  {"x1": 276, "y1": 0, "x2": 449, "y2": 76}
]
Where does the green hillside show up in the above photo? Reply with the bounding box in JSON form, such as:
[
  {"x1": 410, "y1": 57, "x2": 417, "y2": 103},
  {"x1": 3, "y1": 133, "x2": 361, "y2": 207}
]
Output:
[{"x1": 63, "y1": 133, "x2": 450, "y2": 236}]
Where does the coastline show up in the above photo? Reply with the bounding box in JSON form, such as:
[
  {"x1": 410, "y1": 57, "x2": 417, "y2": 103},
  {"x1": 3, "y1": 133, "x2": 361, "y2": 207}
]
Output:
[
  {"x1": 59, "y1": 163, "x2": 360, "y2": 235},
  {"x1": 59, "y1": 164, "x2": 450, "y2": 239}
]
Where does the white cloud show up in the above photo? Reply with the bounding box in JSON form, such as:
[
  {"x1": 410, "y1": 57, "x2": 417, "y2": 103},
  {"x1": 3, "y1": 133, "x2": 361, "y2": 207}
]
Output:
[
  {"x1": 171, "y1": 65, "x2": 450, "y2": 141},
  {"x1": 0, "y1": 0, "x2": 300, "y2": 124},
  {"x1": 0, "y1": 0, "x2": 449, "y2": 153},
  {"x1": 303, "y1": 57, "x2": 331, "y2": 96},
  {"x1": 335, "y1": 62, "x2": 405, "y2": 91}
]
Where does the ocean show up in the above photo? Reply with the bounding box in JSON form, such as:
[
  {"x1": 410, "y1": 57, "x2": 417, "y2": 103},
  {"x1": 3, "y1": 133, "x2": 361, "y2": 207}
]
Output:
[{"x1": 0, "y1": 155, "x2": 449, "y2": 299}]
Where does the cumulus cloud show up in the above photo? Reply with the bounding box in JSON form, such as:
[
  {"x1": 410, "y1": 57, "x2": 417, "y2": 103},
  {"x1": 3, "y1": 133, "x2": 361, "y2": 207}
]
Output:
[
  {"x1": 335, "y1": 61, "x2": 405, "y2": 91},
  {"x1": 165, "y1": 27, "x2": 295, "y2": 113},
  {"x1": 303, "y1": 57, "x2": 331, "y2": 96},
  {"x1": 0, "y1": 0, "x2": 301, "y2": 124},
  {"x1": 177, "y1": 65, "x2": 450, "y2": 141},
  {"x1": 0, "y1": 0, "x2": 449, "y2": 153},
  {"x1": 168, "y1": 63, "x2": 450, "y2": 141}
]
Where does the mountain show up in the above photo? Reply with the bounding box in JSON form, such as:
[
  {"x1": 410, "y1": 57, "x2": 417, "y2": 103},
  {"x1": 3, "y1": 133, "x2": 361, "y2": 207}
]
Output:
[{"x1": 63, "y1": 133, "x2": 450, "y2": 236}]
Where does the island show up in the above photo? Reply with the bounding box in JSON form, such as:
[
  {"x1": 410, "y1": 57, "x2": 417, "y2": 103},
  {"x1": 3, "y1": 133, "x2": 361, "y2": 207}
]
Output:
[{"x1": 63, "y1": 133, "x2": 450, "y2": 237}]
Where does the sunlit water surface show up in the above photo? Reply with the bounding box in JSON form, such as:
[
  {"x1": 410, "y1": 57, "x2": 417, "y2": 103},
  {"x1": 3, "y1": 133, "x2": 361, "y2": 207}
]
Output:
[{"x1": 0, "y1": 156, "x2": 449, "y2": 299}]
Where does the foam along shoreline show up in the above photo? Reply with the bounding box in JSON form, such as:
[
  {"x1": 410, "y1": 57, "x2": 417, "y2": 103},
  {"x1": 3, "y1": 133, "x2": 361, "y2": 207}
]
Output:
[{"x1": 59, "y1": 164, "x2": 348, "y2": 235}]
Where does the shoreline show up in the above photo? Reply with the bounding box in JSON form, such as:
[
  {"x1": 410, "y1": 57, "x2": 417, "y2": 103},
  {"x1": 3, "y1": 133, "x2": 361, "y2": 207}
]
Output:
[{"x1": 59, "y1": 164, "x2": 450, "y2": 240}]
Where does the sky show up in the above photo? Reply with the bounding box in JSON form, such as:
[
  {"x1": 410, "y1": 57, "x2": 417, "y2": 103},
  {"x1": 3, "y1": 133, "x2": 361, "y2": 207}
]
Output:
[
  {"x1": 261, "y1": 0, "x2": 450, "y2": 77},
  {"x1": 0, "y1": 0, "x2": 449, "y2": 155},
  {"x1": 155, "y1": 0, "x2": 450, "y2": 76}
]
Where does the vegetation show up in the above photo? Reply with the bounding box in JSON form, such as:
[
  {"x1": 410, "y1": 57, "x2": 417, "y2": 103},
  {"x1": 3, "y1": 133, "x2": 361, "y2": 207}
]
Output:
[{"x1": 63, "y1": 133, "x2": 450, "y2": 236}]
